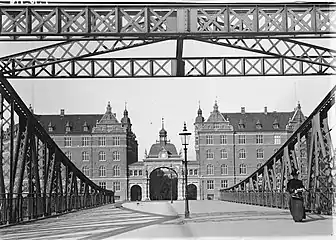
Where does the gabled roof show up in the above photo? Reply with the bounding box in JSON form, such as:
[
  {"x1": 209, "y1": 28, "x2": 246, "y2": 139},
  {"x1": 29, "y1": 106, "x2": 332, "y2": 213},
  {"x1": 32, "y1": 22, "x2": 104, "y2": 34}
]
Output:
[
  {"x1": 35, "y1": 114, "x2": 102, "y2": 134},
  {"x1": 222, "y1": 111, "x2": 294, "y2": 132},
  {"x1": 206, "y1": 101, "x2": 227, "y2": 123},
  {"x1": 97, "y1": 102, "x2": 119, "y2": 125}
]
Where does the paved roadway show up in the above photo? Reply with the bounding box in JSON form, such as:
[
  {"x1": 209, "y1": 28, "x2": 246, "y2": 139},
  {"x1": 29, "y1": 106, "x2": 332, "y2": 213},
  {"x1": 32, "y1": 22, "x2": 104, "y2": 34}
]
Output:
[{"x1": 0, "y1": 200, "x2": 334, "y2": 239}]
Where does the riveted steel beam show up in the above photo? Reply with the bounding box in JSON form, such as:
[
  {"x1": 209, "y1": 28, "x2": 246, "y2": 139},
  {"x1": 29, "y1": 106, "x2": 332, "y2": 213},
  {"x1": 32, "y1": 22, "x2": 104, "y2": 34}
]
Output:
[
  {"x1": 0, "y1": 74, "x2": 114, "y2": 224},
  {"x1": 195, "y1": 38, "x2": 336, "y2": 69},
  {"x1": 4, "y1": 56, "x2": 334, "y2": 78},
  {"x1": 0, "y1": 3, "x2": 335, "y2": 40},
  {"x1": 0, "y1": 38, "x2": 170, "y2": 75}
]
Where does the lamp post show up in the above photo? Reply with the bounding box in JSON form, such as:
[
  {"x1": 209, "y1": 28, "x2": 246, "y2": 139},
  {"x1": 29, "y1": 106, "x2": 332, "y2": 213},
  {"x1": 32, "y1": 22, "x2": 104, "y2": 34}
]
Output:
[
  {"x1": 179, "y1": 122, "x2": 191, "y2": 218},
  {"x1": 170, "y1": 164, "x2": 173, "y2": 203},
  {"x1": 146, "y1": 170, "x2": 149, "y2": 200}
]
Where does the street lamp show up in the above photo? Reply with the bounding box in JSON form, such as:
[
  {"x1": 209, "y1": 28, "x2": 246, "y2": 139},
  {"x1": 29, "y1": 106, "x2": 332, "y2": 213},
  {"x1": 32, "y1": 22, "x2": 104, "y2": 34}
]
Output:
[
  {"x1": 179, "y1": 122, "x2": 191, "y2": 218},
  {"x1": 170, "y1": 164, "x2": 173, "y2": 204},
  {"x1": 146, "y1": 170, "x2": 149, "y2": 200}
]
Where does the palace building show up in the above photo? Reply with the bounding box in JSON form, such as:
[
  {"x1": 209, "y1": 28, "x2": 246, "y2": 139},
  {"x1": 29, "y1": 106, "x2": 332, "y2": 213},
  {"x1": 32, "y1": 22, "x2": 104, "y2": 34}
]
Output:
[
  {"x1": 32, "y1": 101, "x2": 305, "y2": 202},
  {"x1": 194, "y1": 101, "x2": 305, "y2": 200},
  {"x1": 36, "y1": 102, "x2": 138, "y2": 201}
]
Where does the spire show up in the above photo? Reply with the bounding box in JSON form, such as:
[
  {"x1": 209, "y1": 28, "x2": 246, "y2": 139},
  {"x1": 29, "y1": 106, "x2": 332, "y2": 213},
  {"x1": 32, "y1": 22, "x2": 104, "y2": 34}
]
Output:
[
  {"x1": 124, "y1": 101, "x2": 128, "y2": 116},
  {"x1": 213, "y1": 100, "x2": 219, "y2": 112},
  {"x1": 197, "y1": 101, "x2": 202, "y2": 115},
  {"x1": 159, "y1": 118, "x2": 167, "y2": 144},
  {"x1": 106, "y1": 101, "x2": 112, "y2": 113},
  {"x1": 297, "y1": 101, "x2": 301, "y2": 110}
]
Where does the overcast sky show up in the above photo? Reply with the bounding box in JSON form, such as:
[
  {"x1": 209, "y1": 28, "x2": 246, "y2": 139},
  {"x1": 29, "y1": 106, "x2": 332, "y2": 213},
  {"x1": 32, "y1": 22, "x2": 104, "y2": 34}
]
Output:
[{"x1": 0, "y1": 0, "x2": 335, "y2": 160}]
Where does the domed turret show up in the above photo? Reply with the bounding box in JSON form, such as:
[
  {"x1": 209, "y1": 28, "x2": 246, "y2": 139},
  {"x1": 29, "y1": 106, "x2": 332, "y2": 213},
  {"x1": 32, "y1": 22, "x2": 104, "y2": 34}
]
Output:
[
  {"x1": 159, "y1": 118, "x2": 167, "y2": 144},
  {"x1": 121, "y1": 102, "x2": 131, "y2": 130},
  {"x1": 195, "y1": 101, "x2": 204, "y2": 123}
]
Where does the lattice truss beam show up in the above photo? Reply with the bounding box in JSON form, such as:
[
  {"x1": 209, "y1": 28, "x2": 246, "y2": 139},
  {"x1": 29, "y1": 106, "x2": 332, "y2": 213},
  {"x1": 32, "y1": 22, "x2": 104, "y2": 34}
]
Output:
[
  {"x1": 0, "y1": 74, "x2": 112, "y2": 220},
  {"x1": 223, "y1": 86, "x2": 335, "y2": 214},
  {"x1": 1, "y1": 37, "x2": 335, "y2": 78},
  {"x1": 0, "y1": 3, "x2": 335, "y2": 40}
]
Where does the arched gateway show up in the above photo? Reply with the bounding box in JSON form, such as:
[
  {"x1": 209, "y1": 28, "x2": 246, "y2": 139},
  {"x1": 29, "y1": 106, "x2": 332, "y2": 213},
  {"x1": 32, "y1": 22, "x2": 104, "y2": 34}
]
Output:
[
  {"x1": 128, "y1": 119, "x2": 186, "y2": 201},
  {"x1": 130, "y1": 185, "x2": 142, "y2": 201},
  {"x1": 187, "y1": 184, "x2": 197, "y2": 200},
  {"x1": 150, "y1": 167, "x2": 178, "y2": 200}
]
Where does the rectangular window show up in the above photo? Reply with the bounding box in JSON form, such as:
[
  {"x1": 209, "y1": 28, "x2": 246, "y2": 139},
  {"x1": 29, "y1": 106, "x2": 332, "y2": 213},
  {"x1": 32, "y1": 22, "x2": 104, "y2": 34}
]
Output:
[
  {"x1": 134, "y1": 170, "x2": 138, "y2": 176},
  {"x1": 98, "y1": 182, "x2": 106, "y2": 189},
  {"x1": 189, "y1": 169, "x2": 193, "y2": 175},
  {"x1": 64, "y1": 137, "x2": 72, "y2": 147},
  {"x1": 82, "y1": 137, "x2": 89, "y2": 146},
  {"x1": 257, "y1": 149, "x2": 264, "y2": 159},
  {"x1": 112, "y1": 136, "x2": 120, "y2": 146},
  {"x1": 65, "y1": 152, "x2": 72, "y2": 160},
  {"x1": 256, "y1": 134, "x2": 263, "y2": 144},
  {"x1": 274, "y1": 135, "x2": 281, "y2": 144},
  {"x1": 238, "y1": 135, "x2": 246, "y2": 144},
  {"x1": 220, "y1": 135, "x2": 227, "y2": 145},
  {"x1": 207, "y1": 180, "x2": 214, "y2": 190},
  {"x1": 195, "y1": 136, "x2": 199, "y2": 146},
  {"x1": 206, "y1": 135, "x2": 213, "y2": 145},
  {"x1": 129, "y1": 170, "x2": 133, "y2": 176},
  {"x1": 139, "y1": 170, "x2": 142, "y2": 176},
  {"x1": 98, "y1": 136, "x2": 106, "y2": 146},
  {"x1": 113, "y1": 182, "x2": 121, "y2": 192},
  {"x1": 194, "y1": 169, "x2": 198, "y2": 175},
  {"x1": 220, "y1": 180, "x2": 228, "y2": 188}
]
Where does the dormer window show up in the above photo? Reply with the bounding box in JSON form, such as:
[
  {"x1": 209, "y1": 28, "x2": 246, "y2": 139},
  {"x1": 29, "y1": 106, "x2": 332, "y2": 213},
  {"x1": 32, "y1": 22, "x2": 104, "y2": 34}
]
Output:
[
  {"x1": 48, "y1": 122, "x2": 53, "y2": 132},
  {"x1": 238, "y1": 119, "x2": 245, "y2": 129},
  {"x1": 65, "y1": 121, "x2": 71, "y2": 133},
  {"x1": 256, "y1": 120, "x2": 262, "y2": 130},
  {"x1": 273, "y1": 119, "x2": 279, "y2": 129},
  {"x1": 83, "y1": 121, "x2": 89, "y2": 132}
]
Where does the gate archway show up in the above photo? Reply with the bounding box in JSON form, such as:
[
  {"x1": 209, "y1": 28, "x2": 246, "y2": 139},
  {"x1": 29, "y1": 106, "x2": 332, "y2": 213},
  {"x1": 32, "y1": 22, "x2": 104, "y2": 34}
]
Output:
[
  {"x1": 130, "y1": 185, "x2": 142, "y2": 201},
  {"x1": 187, "y1": 184, "x2": 197, "y2": 200},
  {"x1": 149, "y1": 167, "x2": 178, "y2": 200}
]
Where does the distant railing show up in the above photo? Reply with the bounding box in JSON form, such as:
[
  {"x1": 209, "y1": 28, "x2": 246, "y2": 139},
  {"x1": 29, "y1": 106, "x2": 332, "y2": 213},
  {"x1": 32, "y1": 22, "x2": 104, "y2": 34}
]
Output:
[
  {"x1": 0, "y1": 193, "x2": 114, "y2": 225},
  {"x1": 220, "y1": 190, "x2": 335, "y2": 215}
]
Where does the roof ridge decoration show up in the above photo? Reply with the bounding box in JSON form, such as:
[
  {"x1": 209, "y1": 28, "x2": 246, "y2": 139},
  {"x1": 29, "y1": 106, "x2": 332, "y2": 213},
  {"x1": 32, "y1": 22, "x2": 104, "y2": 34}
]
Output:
[
  {"x1": 286, "y1": 101, "x2": 306, "y2": 131},
  {"x1": 97, "y1": 101, "x2": 119, "y2": 125},
  {"x1": 256, "y1": 119, "x2": 262, "y2": 130},
  {"x1": 206, "y1": 100, "x2": 228, "y2": 123}
]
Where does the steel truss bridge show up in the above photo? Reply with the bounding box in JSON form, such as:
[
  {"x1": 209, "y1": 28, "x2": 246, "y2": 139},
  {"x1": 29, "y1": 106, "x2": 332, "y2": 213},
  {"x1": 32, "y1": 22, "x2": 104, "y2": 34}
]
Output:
[{"x1": 0, "y1": 1, "x2": 335, "y2": 225}]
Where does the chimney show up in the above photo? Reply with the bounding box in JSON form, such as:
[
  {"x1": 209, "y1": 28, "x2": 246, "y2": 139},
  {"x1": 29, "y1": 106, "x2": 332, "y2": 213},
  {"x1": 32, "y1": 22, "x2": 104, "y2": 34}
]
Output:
[
  {"x1": 60, "y1": 109, "x2": 65, "y2": 117},
  {"x1": 241, "y1": 107, "x2": 245, "y2": 114},
  {"x1": 264, "y1": 106, "x2": 267, "y2": 115}
]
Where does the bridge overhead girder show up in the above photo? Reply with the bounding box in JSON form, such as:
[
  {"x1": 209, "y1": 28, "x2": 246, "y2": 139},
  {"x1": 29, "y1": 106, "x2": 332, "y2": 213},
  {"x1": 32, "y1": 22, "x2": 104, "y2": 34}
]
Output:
[
  {"x1": 0, "y1": 3, "x2": 335, "y2": 40},
  {"x1": 0, "y1": 37, "x2": 335, "y2": 76},
  {"x1": 4, "y1": 56, "x2": 334, "y2": 78}
]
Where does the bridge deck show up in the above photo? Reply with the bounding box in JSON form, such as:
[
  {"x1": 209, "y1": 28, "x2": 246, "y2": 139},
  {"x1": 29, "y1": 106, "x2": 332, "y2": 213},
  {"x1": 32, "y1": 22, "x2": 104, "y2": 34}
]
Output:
[{"x1": 0, "y1": 200, "x2": 333, "y2": 239}]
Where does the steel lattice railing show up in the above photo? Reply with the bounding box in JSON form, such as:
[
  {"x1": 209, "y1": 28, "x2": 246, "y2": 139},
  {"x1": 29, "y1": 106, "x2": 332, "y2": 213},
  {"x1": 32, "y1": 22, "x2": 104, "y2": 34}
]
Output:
[
  {"x1": 220, "y1": 85, "x2": 335, "y2": 215},
  {"x1": 0, "y1": 74, "x2": 115, "y2": 225}
]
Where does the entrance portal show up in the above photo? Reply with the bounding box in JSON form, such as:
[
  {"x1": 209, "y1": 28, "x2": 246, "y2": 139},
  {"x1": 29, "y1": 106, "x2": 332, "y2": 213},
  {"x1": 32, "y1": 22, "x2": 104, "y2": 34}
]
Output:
[
  {"x1": 187, "y1": 184, "x2": 197, "y2": 200},
  {"x1": 150, "y1": 167, "x2": 178, "y2": 200},
  {"x1": 130, "y1": 185, "x2": 142, "y2": 201}
]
